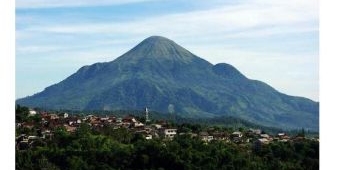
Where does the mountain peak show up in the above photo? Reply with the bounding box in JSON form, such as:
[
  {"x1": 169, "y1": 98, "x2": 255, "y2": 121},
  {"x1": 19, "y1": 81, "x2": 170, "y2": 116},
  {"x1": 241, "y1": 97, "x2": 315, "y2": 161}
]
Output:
[
  {"x1": 137, "y1": 35, "x2": 177, "y2": 50},
  {"x1": 143, "y1": 35, "x2": 173, "y2": 43},
  {"x1": 117, "y1": 35, "x2": 199, "y2": 64}
]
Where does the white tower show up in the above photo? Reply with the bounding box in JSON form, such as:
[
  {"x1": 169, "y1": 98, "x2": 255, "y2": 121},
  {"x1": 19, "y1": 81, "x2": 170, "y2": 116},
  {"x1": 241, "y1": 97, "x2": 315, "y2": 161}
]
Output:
[{"x1": 145, "y1": 107, "x2": 150, "y2": 122}]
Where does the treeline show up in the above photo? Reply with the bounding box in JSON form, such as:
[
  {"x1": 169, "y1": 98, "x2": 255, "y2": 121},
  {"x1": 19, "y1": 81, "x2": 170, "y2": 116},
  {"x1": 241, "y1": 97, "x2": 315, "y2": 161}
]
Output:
[
  {"x1": 16, "y1": 123, "x2": 319, "y2": 170},
  {"x1": 53, "y1": 108, "x2": 318, "y2": 136}
]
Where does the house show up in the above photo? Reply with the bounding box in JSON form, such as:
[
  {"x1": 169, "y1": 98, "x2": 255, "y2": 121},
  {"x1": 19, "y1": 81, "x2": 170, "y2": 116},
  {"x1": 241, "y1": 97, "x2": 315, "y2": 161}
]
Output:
[
  {"x1": 64, "y1": 124, "x2": 77, "y2": 132},
  {"x1": 41, "y1": 112, "x2": 50, "y2": 121},
  {"x1": 203, "y1": 135, "x2": 214, "y2": 142},
  {"x1": 134, "y1": 121, "x2": 144, "y2": 127},
  {"x1": 28, "y1": 109, "x2": 37, "y2": 116},
  {"x1": 90, "y1": 119, "x2": 101, "y2": 127},
  {"x1": 28, "y1": 136, "x2": 39, "y2": 141},
  {"x1": 245, "y1": 129, "x2": 261, "y2": 138},
  {"x1": 231, "y1": 131, "x2": 243, "y2": 143},
  {"x1": 115, "y1": 117, "x2": 122, "y2": 123},
  {"x1": 84, "y1": 115, "x2": 98, "y2": 121},
  {"x1": 133, "y1": 128, "x2": 152, "y2": 140},
  {"x1": 278, "y1": 133, "x2": 285, "y2": 137},
  {"x1": 152, "y1": 124, "x2": 162, "y2": 129},
  {"x1": 257, "y1": 138, "x2": 269, "y2": 144},
  {"x1": 67, "y1": 117, "x2": 81, "y2": 126},
  {"x1": 22, "y1": 122, "x2": 34, "y2": 129},
  {"x1": 49, "y1": 114, "x2": 59, "y2": 120},
  {"x1": 199, "y1": 131, "x2": 209, "y2": 137},
  {"x1": 212, "y1": 132, "x2": 228, "y2": 141},
  {"x1": 63, "y1": 113, "x2": 69, "y2": 118},
  {"x1": 41, "y1": 130, "x2": 53, "y2": 139},
  {"x1": 100, "y1": 116, "x2": 109, "y2": 122},
  {"x1": 260, "y1": 134, "x2": 270, "y2": 139},
  {"x1": 277, "y1": 133, "x2": 290, "y2": 140},
  {"x1": 16, "y1": 134, "x2": 28, "y2": 143},
  {"x1": 123, "y1": 116, "x2": 137, "y2": 123},
  {"x1": 107, "y1": 116, "x2": 116, "y2": 123},
  {"x1": 161, "y1": 128, "x2": 177, "y2": 139},
  {"x1": 199, "y1": 131, "x2": 214, "y2": 142},
  {"x1": 231, "y1": 131, "x2": 243, "y2": 138},
  {"x1": 146, "y1": 134, "x2": 152, "y2": 140}
]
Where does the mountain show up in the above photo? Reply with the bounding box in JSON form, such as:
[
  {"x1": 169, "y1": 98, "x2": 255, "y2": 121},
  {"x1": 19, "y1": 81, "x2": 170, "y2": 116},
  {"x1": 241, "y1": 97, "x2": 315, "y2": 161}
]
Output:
[{"x1": 16, "y1": 36, "x2": 319, "y2": 130}]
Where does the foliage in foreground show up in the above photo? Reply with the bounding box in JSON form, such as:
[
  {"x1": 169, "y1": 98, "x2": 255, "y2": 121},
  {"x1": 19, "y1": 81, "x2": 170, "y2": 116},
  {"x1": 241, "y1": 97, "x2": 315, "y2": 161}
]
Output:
[{"x1": 16, "y1": 124, "x2": 319, "y2": 170}]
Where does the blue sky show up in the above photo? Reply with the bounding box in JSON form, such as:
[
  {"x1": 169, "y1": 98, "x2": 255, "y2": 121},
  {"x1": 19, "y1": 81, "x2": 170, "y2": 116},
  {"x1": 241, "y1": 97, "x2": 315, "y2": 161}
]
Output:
[{"x1": 16, "y1": 0, "x2": 319, "y2": 101}]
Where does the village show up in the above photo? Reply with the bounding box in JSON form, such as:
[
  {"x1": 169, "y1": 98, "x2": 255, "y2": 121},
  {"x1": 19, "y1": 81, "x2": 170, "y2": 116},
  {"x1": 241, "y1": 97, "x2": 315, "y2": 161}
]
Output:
[{"x1": 16, "y1": 107, "x2": 318, "y2": 151}]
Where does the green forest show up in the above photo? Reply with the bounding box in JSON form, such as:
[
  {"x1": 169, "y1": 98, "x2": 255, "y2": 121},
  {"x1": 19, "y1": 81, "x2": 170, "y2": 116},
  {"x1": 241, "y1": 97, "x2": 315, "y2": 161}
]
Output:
[{"x1": 16, "y1": 126, "x2": 319, "y2": 170}]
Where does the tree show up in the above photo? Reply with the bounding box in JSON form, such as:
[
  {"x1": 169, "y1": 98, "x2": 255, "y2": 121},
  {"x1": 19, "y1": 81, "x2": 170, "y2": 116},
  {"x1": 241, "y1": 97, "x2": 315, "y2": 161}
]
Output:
[
  {"x1": 16, "y1": 150, "x2": 34, "y2": 170},
  {"x1": 16, "y1": 105, "x2": 29, "y2": 123},
  {"x1": 111, "y1": 128, "x2": 133, "y2": 144},
  {"x1": 37, "y1": 155, "x2": 60, "y2": 170},
  {"x1": 75, "y1": 123, "x2": 92, "y2": 138},
  {"x1": 67, "y1": 156, "x2": 88, "y2": 170}
]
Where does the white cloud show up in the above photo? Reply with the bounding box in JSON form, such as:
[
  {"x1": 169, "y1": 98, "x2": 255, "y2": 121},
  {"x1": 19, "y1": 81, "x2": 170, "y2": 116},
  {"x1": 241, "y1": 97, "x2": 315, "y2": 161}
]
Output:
[
  {"x1": 16, "y1": 0, "x2": 155, "y2": 9},
  {"x1": 19, "y1": 0, "x2": 318, "y2": 41}
]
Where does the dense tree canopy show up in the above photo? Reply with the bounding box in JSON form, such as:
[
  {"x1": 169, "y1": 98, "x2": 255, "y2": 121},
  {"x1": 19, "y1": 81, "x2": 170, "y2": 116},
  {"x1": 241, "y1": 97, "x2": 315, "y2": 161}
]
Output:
[{"x1": 16, "y1": 126, "x2": 318, "y2": 170}]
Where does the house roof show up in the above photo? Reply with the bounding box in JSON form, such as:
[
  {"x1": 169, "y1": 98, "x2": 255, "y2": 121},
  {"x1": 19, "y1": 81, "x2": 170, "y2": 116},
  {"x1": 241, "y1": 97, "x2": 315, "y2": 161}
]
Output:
[
  {"x1": 260, "y1": 134, "x2": 270, "y2": 138},
  {"x1": 257, "y1": 138, "x2": 269, "y2": 143},
  {"x1": 232, "y1": 131, "x2": 242, "y2": 135}
]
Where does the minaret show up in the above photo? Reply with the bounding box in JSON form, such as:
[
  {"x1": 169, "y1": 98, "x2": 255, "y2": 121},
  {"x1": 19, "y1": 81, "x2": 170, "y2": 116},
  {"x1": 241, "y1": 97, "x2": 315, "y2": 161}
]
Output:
[{"x1": 145, "y1": 107, "x2": 150, "y2": 123}]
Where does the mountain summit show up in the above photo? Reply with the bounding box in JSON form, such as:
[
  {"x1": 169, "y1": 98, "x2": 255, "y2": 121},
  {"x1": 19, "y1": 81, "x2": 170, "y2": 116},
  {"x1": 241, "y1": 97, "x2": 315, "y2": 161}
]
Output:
[
  {"x1": 16, "y1": 36, "x2": 319, "y2": 130},
  {"x1": 115, "y1": 35, "x2": 210, "y2": 69},
  {"x1": 121, "y1": 35, "x2": 195, "y2": 60}
]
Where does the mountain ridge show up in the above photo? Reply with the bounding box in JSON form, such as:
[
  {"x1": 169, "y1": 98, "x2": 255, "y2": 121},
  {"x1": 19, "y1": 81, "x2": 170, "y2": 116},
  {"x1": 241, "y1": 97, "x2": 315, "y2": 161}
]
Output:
[{"x1": 16, "y1": 36, "x2": 319, "y2": 130}]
